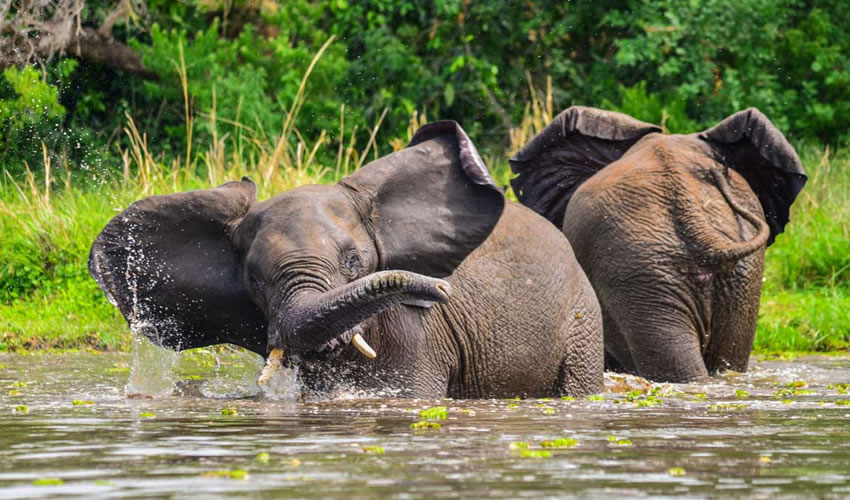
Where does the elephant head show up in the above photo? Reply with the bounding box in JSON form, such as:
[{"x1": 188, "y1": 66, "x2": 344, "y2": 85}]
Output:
[
  {"x1": 89, "y1": 122, "x2": 504, "y2": 370},
  {"x1": 510, "y1": 107, "x2": 806, "y2": 382}
]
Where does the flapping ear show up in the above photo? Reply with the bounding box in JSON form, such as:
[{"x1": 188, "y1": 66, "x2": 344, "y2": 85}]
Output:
[
  {"x1": 341, "y1": 120, "x2": 505, "y2": 278},
  {"x1": 510, "y1": 106, "x2": 661, "y2": 227},
  {"x1": 698, "y1": 108, "x2": 807, "y2": 245},
  {"x1": 88, "y1": 178, "x2": 267, "y2": 354}
]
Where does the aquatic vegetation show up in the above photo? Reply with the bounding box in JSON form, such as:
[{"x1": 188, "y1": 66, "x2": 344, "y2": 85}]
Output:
[
  {"x1": 362, "y1": 446, "x2": 385, "y2": 454},
  {"x1": 560, "y1": 396, "x2": 575, "y2": 401},
  {"x1": 835, "y1": 400, "x2": 850, "y2": 406},
  {"x1": 667, "y1": 467, "x2": 686, "y2": 476},
  {"x1": 139, "y1": 412, "x2": 155, "y2": 418},
  {"x1": 520, "y1": 450, "x2": 551, "y2": 459},
  {"x1": 32, "y1": 478, "x2": 64, "y2": 486},
  {"x1": 418, "y1": 406, "x2": 447, "y2": 420},
  {"x1": 781, "y1": 399, "x2": 794, "y2": 404},
  {"x1": 759, "y1": 456, "x2": 772, "y2": 463},
  {"x1": 709, "y1": 404, "x2": 747, "y2": 412},
  {"x1": 12, "y1": 381, "x2": 27, "y2": 387},
  {"x1": 608, "y1": 436, "x2": 633, "y2": 446},
  {"x1": 72, "y1": 400, "x2": 94, "y2": 405},
  {"x1": 587, "y1": 395, "x2": 605, "y2": 402},
  {"x1": 13, "y1": 405, "x2": 28, "y2": 413},
  {"x1": 827, "y1": 383, "x2": 848, "y2": 394},
  {"x1": 201, "y1": 470, "x2": 249, "y2": 480},
  {"x1": 410, "y1": 421, "x2": 442, "y2": 431},
  {"x1": 507, "y1": 403, "x2": 519, "y2": 410},
  {"x1": 509, "y1": 441, "x2": 530, "y2": 450},
  {"x1": 692, "y1": 393, "x2": 707, "y2": 399},
  {"x1": 220, "y1": 408, "x2": 238, "y2": 416},
  {"x1": 8, "y1": 390, "x2": 21, "y2": 396},
  {"x1": 540, "y1": 438, "x2": 578, "y2": 448},
  {"x1": 255, "y1": 452, "x2": 270, "y2": 463},
  {"x1": 542, "y1": 407, "x2": 556, "y2": 415},
  {"x1": 735, "y1": 390, "x2": 750, "y2": 399}
]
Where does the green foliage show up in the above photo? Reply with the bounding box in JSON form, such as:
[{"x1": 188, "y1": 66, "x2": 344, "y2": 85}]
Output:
[{"x1": 0, "y1": 65, "x2": 66, "y2": 168}]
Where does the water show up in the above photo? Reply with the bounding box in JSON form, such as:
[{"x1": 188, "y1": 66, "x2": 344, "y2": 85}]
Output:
[{"x1": 1, "y1": 348, "x2": 848, "y2": 499}]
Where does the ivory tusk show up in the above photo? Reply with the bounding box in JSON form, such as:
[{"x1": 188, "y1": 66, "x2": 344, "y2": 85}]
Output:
[
  {"x1": 257, "y1": 348, "x2": 284, "y2": 387},
  {"x1": 351, "y1": 333, "x2": 377, "y2": 359}
]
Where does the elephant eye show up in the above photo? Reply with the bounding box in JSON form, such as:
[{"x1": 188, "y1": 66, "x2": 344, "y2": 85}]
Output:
[{"x1": 341, "y1": 249, "x2": 362, "y2": 278}]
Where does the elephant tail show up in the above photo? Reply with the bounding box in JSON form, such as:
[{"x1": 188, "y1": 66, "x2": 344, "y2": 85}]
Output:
[{"x1": 676, "y1": 169, "x2": 770, "y2": 266}]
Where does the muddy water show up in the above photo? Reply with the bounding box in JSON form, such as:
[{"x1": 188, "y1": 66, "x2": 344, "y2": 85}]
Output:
[{"x1": 0, "y1": 345, "x2": 848, "y2": 499}]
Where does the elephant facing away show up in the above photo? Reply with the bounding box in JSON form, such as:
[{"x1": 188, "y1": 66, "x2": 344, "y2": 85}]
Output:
[
  {"x1": 89, "y1": 121, "x2": 603, "y2": 399},
  {"x1": 510, "y1": 107, "x2": 807, "y2": 383}
]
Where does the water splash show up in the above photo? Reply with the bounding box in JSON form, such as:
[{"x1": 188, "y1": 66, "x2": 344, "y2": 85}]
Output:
[{"x1": 125, "y1": 332, "x2": 178, "y2": 396}]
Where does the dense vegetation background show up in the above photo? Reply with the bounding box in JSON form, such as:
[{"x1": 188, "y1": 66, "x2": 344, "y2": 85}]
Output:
[{"x1": 1, "y1": 0, "x2": 848, "y2": 352}]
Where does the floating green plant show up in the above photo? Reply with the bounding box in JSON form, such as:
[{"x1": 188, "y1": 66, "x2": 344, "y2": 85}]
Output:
[
  {"x1": 692, "y1": 393, "x2": 707, "y2": 399},
  {"x1": 13, "y1": 405, "x2": 28, "y2": 413},
  {"x1": 540, "y1": 438, "x2": 578, "y2": 448},
  {"x1": 201, "y1": 469, "x2": 249, "y2": 479},
  {"x1": 560, "y1": 396, "x2": 575, "y2": 401},
  {"x1": 255, "y1": 452, "x2": 270, "y2": 463},
  {"x1": 507, "y1": 403, "x2": 519, "y2": 410},
  {"x1": 709, "y1": 404, "x2": 746, "y2": 412},
  {"x1": 362, "y1": 445, "x2": 384, "y2": 454},
  {"x1": 667, "y1": 467, "x2": 686, "y2": 476},
  {"x1": 735, "y1": 390, "x2": 750, "y2": 399},
  {"x1": 33, "y1": 478, "x2": 64, "y2": 486},
  {"x1": 11, "y1": 381, "x2": 27, "y2": 388},
  {"x1": 509, "y1": 441, "x2": 530, "y2": 450},
  {"x1": 94, "y1": 480, "x2": 115, "y2": 486},
  {"x1": 835, "y1": 400, "x2": 850, "y2": 406},
  {"x1": 419, "y1": 406, "x2": 447, "y2": 420},
  {"x1": 139, "y1": 412, "x2": 155, "y2": 418},
  {"x1": 410, "y1": 421, "x2": 442, "y2": 430},
  {"x1": 542, "y1": 407, "x2": 556, "y2": 415},
  {"x1": 608, "y1": 436, "x2": 632, "y2": 446},
  {"x1": 781, "y1": 399, "x2": 794, "y2": 404},
  {"x1": 520, "y1": 450, "x2": 551, "y2": 459},
  {"x1": 220, "y1": 408, "x2": 238, "y2": 416},
  {"x1": 587, "y1": 395, "x2": 605, "y2": 402},
  {"x1": 72, "y1": 400, "x2": 94, "y2": 405},
  {"x1": 8, "y1": 390, "x2": 21, "y2": 396},
  {"x1": 827, "y1": 383, "x2": 848, "y2": 394}
]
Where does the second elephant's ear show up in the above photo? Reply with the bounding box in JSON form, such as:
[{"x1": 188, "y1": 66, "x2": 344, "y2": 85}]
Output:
[
  {"x1": 341, "y1": 120, "x2": 505, "y2": 278},
  {"x1": 698, "y1": 108, "x2": 807, "y2": 245},
  {"x1": 510, "y1": 106, "x2": 661, "y2": 227},
  {"x1": 88, "y1": 178, "x2": 267, "y2": 354}
]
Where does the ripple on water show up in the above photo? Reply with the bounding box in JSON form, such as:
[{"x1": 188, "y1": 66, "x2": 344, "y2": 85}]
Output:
[{"x1": 0, "y1": 348, "x2": 848, "y2": 498}]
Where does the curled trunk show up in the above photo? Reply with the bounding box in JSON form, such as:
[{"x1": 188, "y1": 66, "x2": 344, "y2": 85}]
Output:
[
  {"x1": 676, "y1": 169, "x2": 769, "y2": 266},
  {"x1": 269, "y1": 270, "x2": 450, "y2": 352}
]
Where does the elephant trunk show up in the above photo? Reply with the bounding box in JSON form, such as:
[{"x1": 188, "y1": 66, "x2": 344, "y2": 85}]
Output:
[
  {"x1": 268, "y1": 270, "x2": 451, "y2": 353},
  {"x1": 677, "y1": 169, "x2": 769, "y2": 266}
]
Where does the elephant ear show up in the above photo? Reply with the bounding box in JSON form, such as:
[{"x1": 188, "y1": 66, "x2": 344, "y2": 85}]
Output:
[
  {"x1": 698, "y1": 108, "x2": 807, "y2": 246},
  {"x1": 341, "y1": 120, "x2": 505, "y2": 278},
  {"x1": 88, "y1": 178, "x2": 267, "y2": 354},
  {"x1": 510, "y1": 106, "x2": 661, "y2": 227}
]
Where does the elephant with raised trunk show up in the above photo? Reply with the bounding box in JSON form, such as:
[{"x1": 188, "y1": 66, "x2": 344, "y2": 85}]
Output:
[
  {"x1": 510, "y1": 107, "x2": 807, "y2": 383},
  {"x1": 90, "y1": 121, "x2": 603, "y2": 398}
]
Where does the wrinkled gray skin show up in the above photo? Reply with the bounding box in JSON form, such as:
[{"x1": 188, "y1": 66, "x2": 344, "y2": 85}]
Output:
[
  {"x1": 511, "y1": 107, "x2": 807, "y2": 383},
  {"x1": 90, "y1": 121, "x2": 603, "y2": 398}
]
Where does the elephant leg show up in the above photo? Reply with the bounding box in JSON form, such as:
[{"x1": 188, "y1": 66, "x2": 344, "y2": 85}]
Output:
[
  {"x1": 607, "y1": 290, "x2": 710, "y2": 383},
  {"x1": 704, "y1": 252, "x2": 764, "y2": 374}
]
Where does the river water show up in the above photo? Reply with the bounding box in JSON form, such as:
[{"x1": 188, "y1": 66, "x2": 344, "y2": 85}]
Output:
[{"x1": 0, "y1": 342, "x2": 848, "y2": 498}]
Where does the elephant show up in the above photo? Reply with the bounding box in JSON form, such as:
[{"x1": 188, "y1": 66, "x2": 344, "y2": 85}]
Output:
[
  {"x1": 510, "y1": 107, "x2": 807, "y2": 383},
  {"x1": 89, "y1": 120, "x2": 603, "y2": 399}
]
